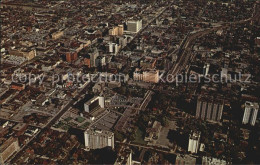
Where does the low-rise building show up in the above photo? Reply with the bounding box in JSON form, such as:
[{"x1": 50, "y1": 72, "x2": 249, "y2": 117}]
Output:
[
  {"x1": 175, "y1": 154, "x2": 197, "y2": 165},
  {"x1": 134, "y1": 69, "x2": 159, "y2": 83},
  {"x1": 114, "y1": 148, "x2": 132, "y2": 165},
  {"x1": 202, "y1": 156, "x2": 226, "y2": 165},
  {"x1": 0, "y1": 137, "x2": 20, "y2": 164}
]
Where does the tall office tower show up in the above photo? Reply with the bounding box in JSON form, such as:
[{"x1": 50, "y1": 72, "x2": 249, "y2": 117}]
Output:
[
  {"x1": 119, "y1": 36, "x2": 127, "y2": 47},
  {"x1": 118, "y1": 25, "x2": 124, "y2": 36},
  {"x1": 109, "y1": 25, "x2": 124, "y2": 36},
  {"x1": 0, "y1": 137, "x2": 20, "y2": 164},
  {"x1": 196, "y1": 96, "x2": 224, "y2": 122},
  {"x1": 109, "y1": 26, "x2": 119, "y2": 36},
  {"x1": 188, "y1": 131, "x2": 201, "y2": 154},
  {"x1": 203, "y1": 63, "x2": 210, "y2": 76},
  {"x1": 242, "y1": 101, "x2": 259, "y2": 126},
  {"x1": 84, "y1": 129, "x2": 114, "y2": 150},
  {"x1": 89, "y1": 49, "x2": 99, "y2": 67},
  {"x1": 220, "y1": 68, "x2": 228, "y2": 80},
  {"x1": 127, "y1": 19, "x2": 142, "y2": 33},
  {"x1": 108, "y1": 42, "x2": 119, "y2": 55},
  {"x1": 95, "y1": 56, "x2": 106, "y2": 67}
]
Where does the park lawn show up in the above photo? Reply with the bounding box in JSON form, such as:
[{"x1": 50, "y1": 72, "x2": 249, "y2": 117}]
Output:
[
  {"x1": 64, "y1": 117, "x2": 73, "y2": 122},
  {"x1": 80, "y1": 122, "x2": 90, "y2": 129},
  {"x1": 76, "y1": 116, "x2": 85, "y2": 123},
  {"x1": 133, "y1": 128, "x2": 147, "y2": 145}
]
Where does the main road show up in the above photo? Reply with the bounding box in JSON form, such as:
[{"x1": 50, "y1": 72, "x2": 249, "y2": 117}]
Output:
[
  {"x1": 165, "y1": 14, "x2": 259, "y2": 83},
  {"x1": 8, "y1": 74, "x2": 99, "y2": 163},
  {"x1": 119, "y1": 1, "x2": 173, "y2": 54}
]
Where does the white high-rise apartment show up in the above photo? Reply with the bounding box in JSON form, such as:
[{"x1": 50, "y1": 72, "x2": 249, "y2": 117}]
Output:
[
  {"x1": 84, "y1": 129, "x2": 114, "y2": 150},
  {"x1": 188, "y1": 132, "x2": 200, "y2": 154},
  {"x1": 242, "y1": 101, "x2": 259, "y2": 126}
]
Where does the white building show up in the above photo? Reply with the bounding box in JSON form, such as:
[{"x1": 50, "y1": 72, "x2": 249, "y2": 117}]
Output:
[
  {"x1": 196, "y1": 96, "x2": 224, "y2": 122},
  {"x1": 242, "y1": 101, "x2": 259, "y2": 126},
  {"x1": 203, "y1": 63, "x2": 210, "y2": 76},
  {"x1": 84, "y1": 129, "x2": 114, "y2": 150},
  {"x1": 108, "y1": 43, "x2": 119, "y2": 55},
  {"x1": 127, "y1": 20, "x2": 142, "y2": 33},
  {"x1": 220, "y1": 68, "x2": 228, "y2": 80},
  {"x1": 188, "y1": 132, "x2": 200, "y2": 154},
  {"x1": 133, "y1": 69, "x2": 159, "y2": 83},
  {"x1": 84, "y1": 96, "x2": 105, "y2": 113}
]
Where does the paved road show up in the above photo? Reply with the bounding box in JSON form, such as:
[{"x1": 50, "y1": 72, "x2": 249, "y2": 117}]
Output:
[
  {"x1": 8, "y1": 74, "x2": 99, "y2": 163},
  {"x1": 116, "y1": 141, "x2": 175, "y2": 154},
  {"x1": 165, "y1": 15, "x2": 258, "y2": 83},
  {"x1": 119, "y1": 3, "x2": 172, "y2": 53}
]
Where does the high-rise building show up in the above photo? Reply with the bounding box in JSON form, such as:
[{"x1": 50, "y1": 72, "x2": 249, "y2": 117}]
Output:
[
  {"x1": 0, "y1": 137, "x2": 20, "y2": 164},
  {"x1": 84, "y1": 129, "x2": 114, "y2": 150},
  {"x1": 220, "y1": 68, "x2": 228, "y2": 80},
  {"x1": 66, "y1": 52, "x2": 78, "y2": 63},
  {"x1": 203, "y1": 63, "x2": 210, "y2": 76},
  {"x1": 196, "y1": 96, "x2": 224, "y2": 122},
  {"x1": 109, "y1": 27, "x2": 119, "y2": 36},
  {"x1": 188, "y1": 131, "x2": 200, "y2": 154},
  {"x1": 96, "y1": 56, "x2": 106, "y2": 67},
  {"x1": 127, "y1": 20, "x2": 142, "y2": 33},
  {"x1": 89, "y1": 49, "x2": 99, "y2": 67},
  {"x1": 109, "y1": 25, "x2": 124, "y2": 36},
  {"x1": 108, "y1": 42, "x2": 119, "y2": 55},
  {"x1": 118, "y1": 25, "x2": 124, "y2": 36},
  {"x1": 242, "y1": 101, "x2": 259, "y2": 126},
  {"x1": 84, "y1": 96, "x2": 105, "y2": 113},
  {"x1": 118, "y1": 36, "x2": 127, "y2": 47}
]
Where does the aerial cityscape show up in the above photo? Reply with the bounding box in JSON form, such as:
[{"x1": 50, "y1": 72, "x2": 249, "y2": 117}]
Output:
[{"x1": 0, "y1": 0, "x2": 260, "y2": 164}]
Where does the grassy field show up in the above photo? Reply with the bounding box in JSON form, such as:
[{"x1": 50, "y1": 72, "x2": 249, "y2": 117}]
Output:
[{"x1": 133, "y1": 128, "x2": 147, "y2": 145}]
